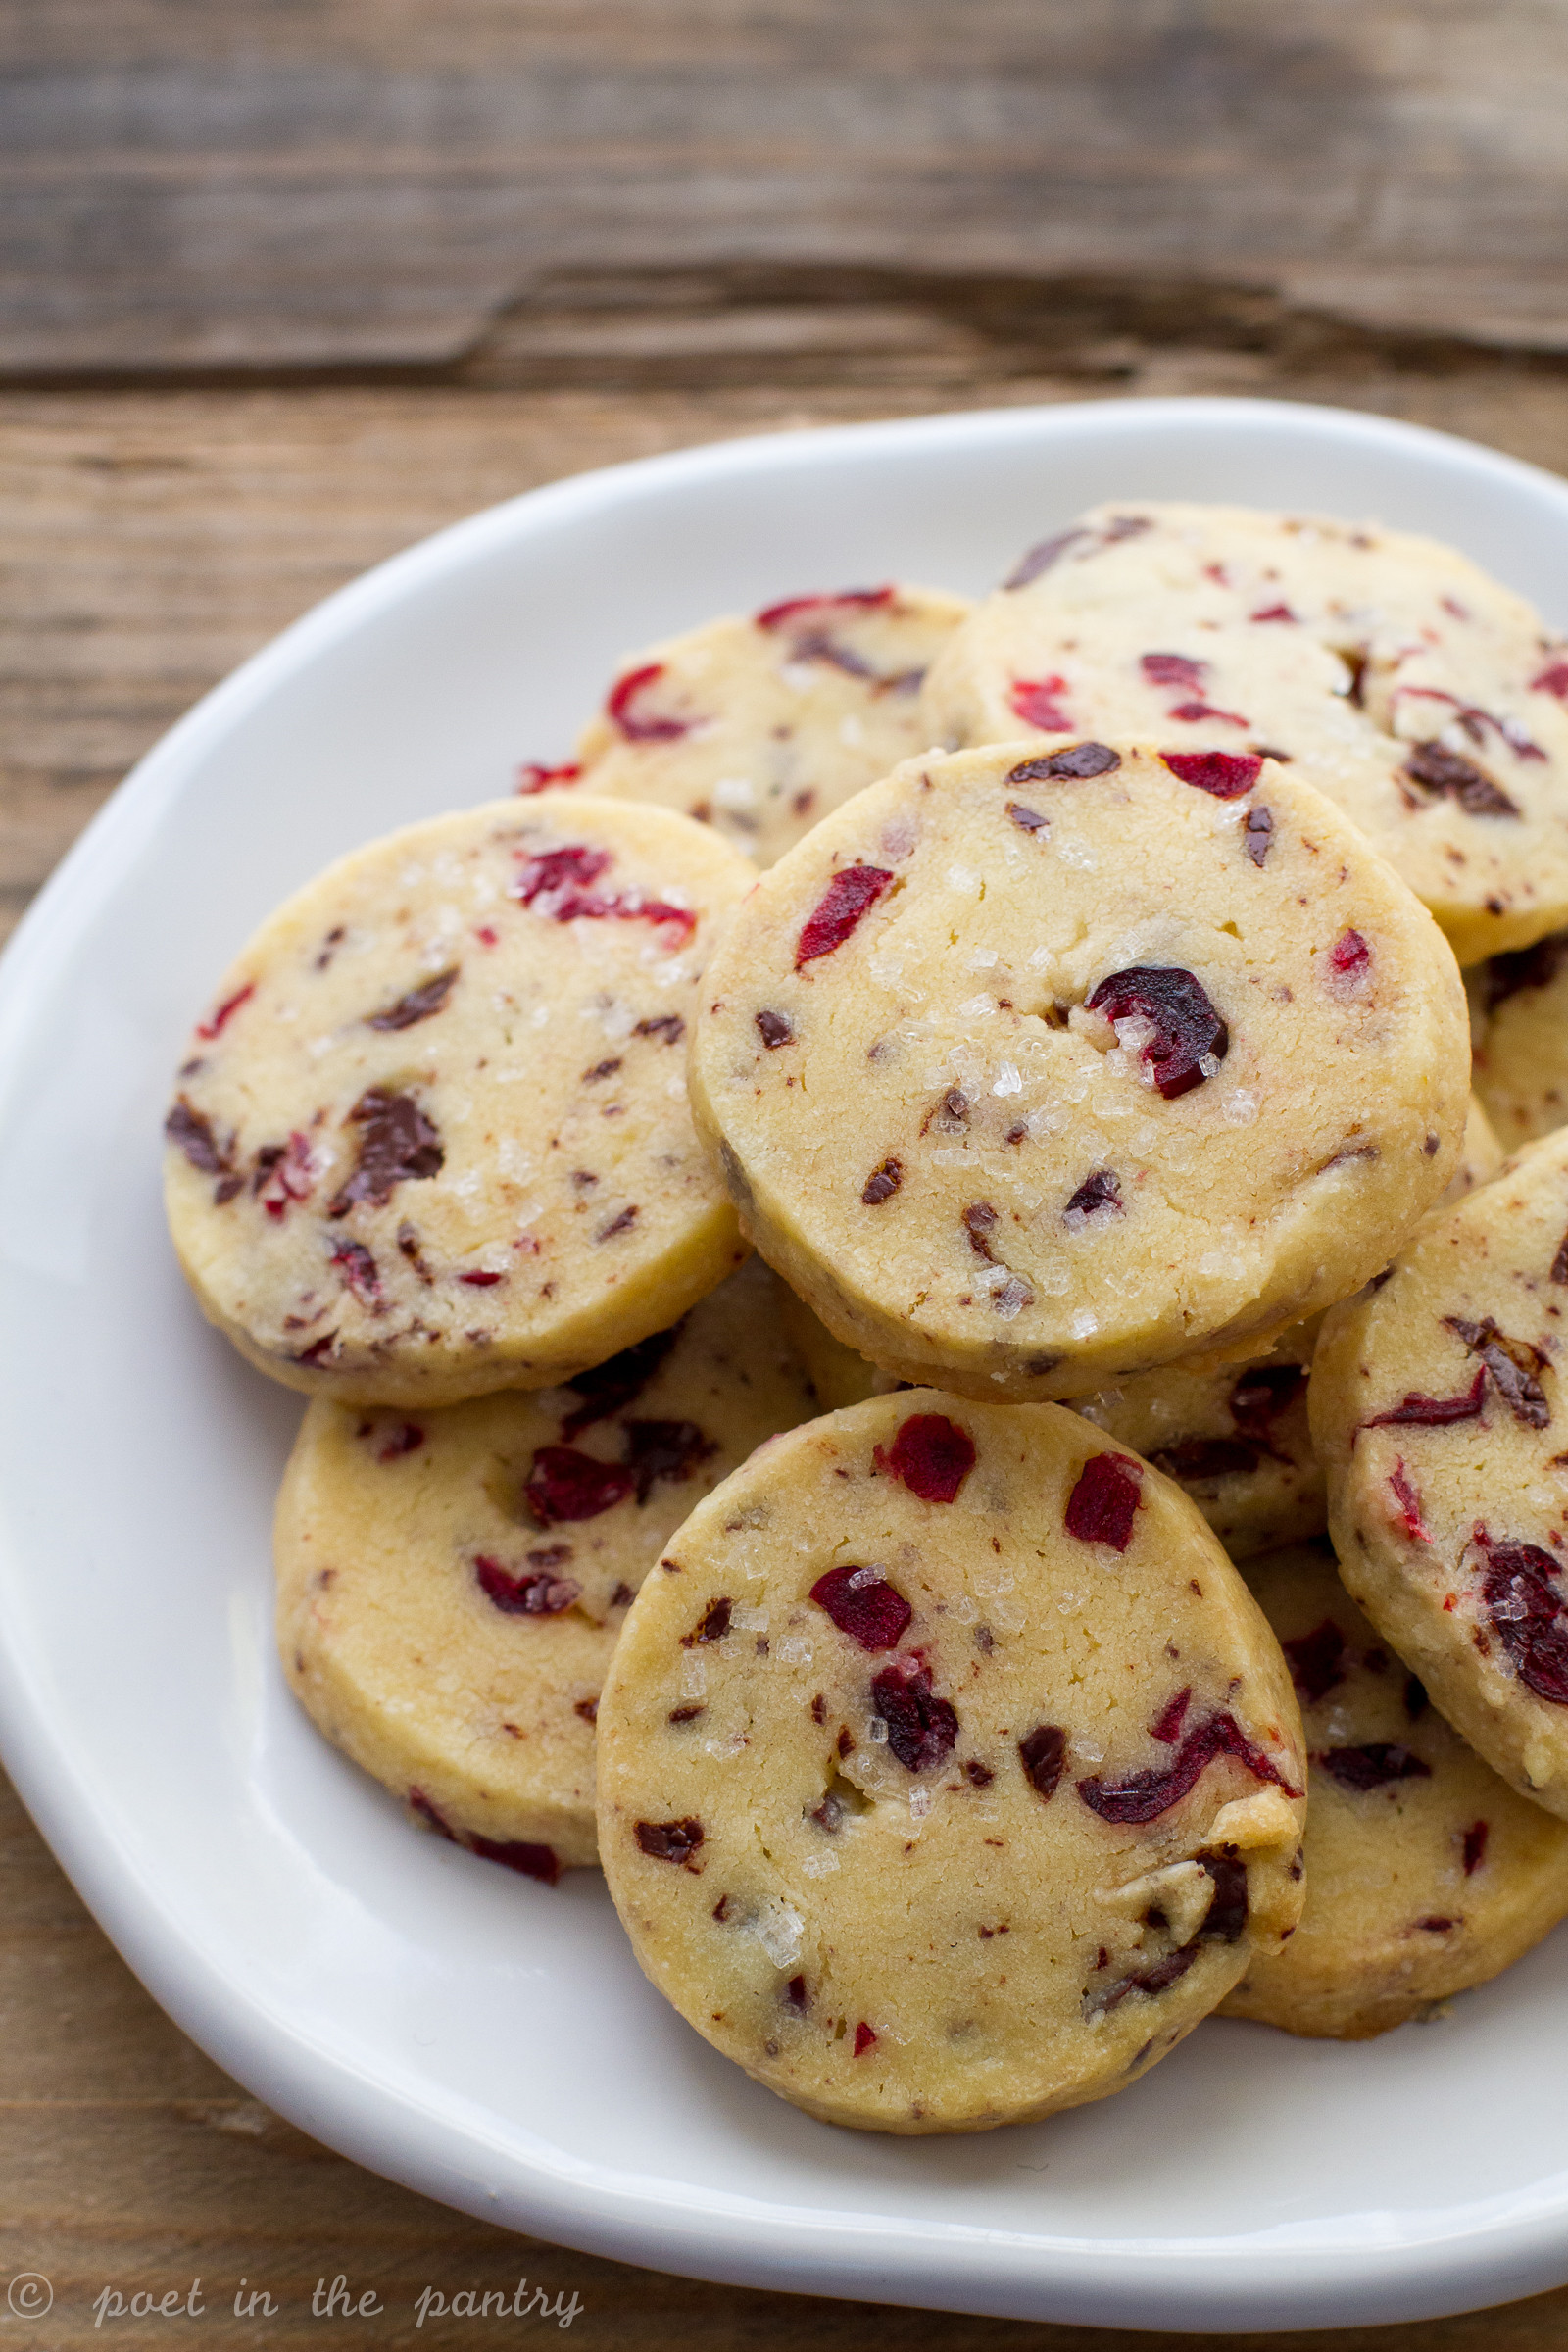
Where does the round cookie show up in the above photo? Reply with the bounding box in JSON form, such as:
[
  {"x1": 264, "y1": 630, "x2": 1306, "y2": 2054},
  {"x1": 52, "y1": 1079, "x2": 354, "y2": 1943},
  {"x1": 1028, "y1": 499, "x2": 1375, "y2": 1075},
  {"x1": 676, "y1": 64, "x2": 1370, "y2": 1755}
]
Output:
[
  {"x1": 1219, "y1": 1543, "x2": 1568, "y2": 2039},
  {"x1": 570, "y1": 585, "x2": 971, "y2": 868},
  {"x1": 275, "y1": 1258, "x2": 818, "y2": 1874},
  {"x1": 921, "y1": 502, "x2": 1568, "y2": 964},
  {"x1": 1471, "y1": 929, "x2": 1568, "y2": 1150},
  {"x1": 165, "y1": 794, "x2": 752, "y2": 1407},
  {"x1": 597, "y1": 1393, "x2": 1305, "y2": 2133},
  {"x1": 689, "y1": 739, "x2": 1469, "y2": 1404},
  {"x1": 1312, "y1": 1125, "x2": 1568, "y2": 1818}
]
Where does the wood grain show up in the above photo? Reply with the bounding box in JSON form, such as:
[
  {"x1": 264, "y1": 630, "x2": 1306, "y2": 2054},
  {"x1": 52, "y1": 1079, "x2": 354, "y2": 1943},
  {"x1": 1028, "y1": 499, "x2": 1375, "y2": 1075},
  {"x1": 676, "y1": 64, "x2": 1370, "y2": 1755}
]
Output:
[
  {"x1": 4, "y1": 0, "x2": 1568, "y2": 377},
  {"x1": 6, "y1": 360, "x2": 1568, "y2": 2344}
]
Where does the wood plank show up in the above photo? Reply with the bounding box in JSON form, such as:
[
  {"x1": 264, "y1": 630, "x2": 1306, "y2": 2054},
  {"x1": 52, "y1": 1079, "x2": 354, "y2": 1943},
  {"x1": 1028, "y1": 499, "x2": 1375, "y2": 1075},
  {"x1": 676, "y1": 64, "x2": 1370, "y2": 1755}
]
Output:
[{"x1": 3, "y1": 2, "x2": 1568, "y2": 374}]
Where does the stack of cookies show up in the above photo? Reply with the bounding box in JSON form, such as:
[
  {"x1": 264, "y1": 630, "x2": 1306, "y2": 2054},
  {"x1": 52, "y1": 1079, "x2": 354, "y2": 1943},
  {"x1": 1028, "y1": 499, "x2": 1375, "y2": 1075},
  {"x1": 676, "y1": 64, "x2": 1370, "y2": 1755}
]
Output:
[{"x1": 164, "y1": 507, "x2": 1568, "y2": 2135}]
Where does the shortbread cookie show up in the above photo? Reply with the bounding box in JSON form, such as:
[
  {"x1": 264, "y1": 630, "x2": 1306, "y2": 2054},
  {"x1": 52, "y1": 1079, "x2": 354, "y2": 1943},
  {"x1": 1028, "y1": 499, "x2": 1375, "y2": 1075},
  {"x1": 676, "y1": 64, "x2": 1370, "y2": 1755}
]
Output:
[
  {"x1": 1471, "y1": 930, "x2": 1568, "y2": 1150},
  {"x1": 921, "y1": 503, "x2": 1568, "y2": 963},
  {"x1": 1220, "y1": 1544, "x2": 1568, "y2": 2038},
  {"x1": 275, "y1": 1258, "x2": 817, "y2": 1874},
  {"x1": 571, "y1": 586, "x2": 971, "y2": 867},
  {"x1": 598, "y1": 1394, "x2": 1305, "y2": 2132},
  {"x1": 690, "y1": 740, "x2": 1469, "y2": 1403},
  {"x1": 165, "y1": 795, "x2": 752, "y2": 1408},
  {"x1": 1312, "y1": 1126, "x2": 1568, "y2": 1817}
]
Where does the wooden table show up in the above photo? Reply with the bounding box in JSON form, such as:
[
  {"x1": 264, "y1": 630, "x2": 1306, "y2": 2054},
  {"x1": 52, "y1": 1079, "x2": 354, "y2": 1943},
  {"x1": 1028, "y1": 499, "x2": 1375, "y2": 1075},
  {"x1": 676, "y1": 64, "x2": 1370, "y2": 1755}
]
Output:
[{"x1": 7, "y1": 8, "x2": 1568, "y2": 2345}]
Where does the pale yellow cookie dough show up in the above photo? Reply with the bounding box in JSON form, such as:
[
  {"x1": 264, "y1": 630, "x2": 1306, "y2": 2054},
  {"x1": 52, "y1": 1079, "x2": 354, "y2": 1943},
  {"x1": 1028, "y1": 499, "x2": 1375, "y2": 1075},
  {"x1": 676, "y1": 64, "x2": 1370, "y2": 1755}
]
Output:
[
  {"x1": 1312, "y1": 1127, "x2": 1568, "y2": 1817},
  {"x1": 598, "y1": 1393, "x2": 1305, "y2": 2133},
  {"x1": 1471, "y1": 930, "x2": 1568, "y2": 1150},
  {"x1": 165, "y1": 794, "x2": 752, "y2": 1407},
  {"x1": 690, "y1": 740, "x2": 1468, "y2": 1404},
  {"x1": 572, "y1": 585, "x2": 970, "y2": 867},
  {"x1": 275, "y1": 1258, "x2": 817, "y2": 1872},
  {"x1": 1220, "y1": 1543, "x2": 1568, "y2": 2038},
  {"x1": 921, "y1": 502, "x2": 1568, "y2": 964}
]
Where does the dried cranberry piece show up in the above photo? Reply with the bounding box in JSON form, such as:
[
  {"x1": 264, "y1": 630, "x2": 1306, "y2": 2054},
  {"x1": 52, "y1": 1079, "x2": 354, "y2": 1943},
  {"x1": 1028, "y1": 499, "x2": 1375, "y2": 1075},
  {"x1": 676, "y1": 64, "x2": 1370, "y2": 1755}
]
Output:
[
  {"x1": 872, "y1": 1413, "x2": 976, "y2": 1503},
  {"x1": 1009, "y1": 676, "x2": 1073, "y2": 731},
  {"x1": 409, "y1": 1788, "x2": 459, "y2": 1841},
  {"x1": 1142, "y1": 653, "x2": 1205, "y2": 690},
  {"x1": 1064, "y1": 1452, "x2": 1142, "y2": 1550},
  {"x1": 1250, "y1": 603, "x2": 1297, "y2": 623},
  {"x1": 635, "y1": 1014, "x2": 684, "y2": 1045},
  {"x1": 1007, "y1": 801, "x2": 1049, "y2": 833},
  {"x1": 1482, "y1": 1541, "x2": 1568, "y2": 1706},
  {"x1": 515, "y1": 843, "x2": 612, "y2": 906},
  {"x1": 1244, "y1": 807, "x2": 1274, "y2": 865},
  {"x1": 962, "y1": 1201, "x2": 998, "y2": 1259},
  {"x1": 796, "y1": 864, "x2": 893, "y2": 967},
  {"x1": 853, "y1": 2020, "x2": 878, "y2": 2056},
  {"x1": 1534, "y1": 662, "x2": 1568, "y2": 700},
  {"x1": 329, "y1": 1239, "x2": 381, "y2": 1307},
  {"x1": 1149, "y1": 1688, "x2": 1192, "y2": 1745},
  {"x1": 1018, "y1": 1723, "x2": 1067, "y2": 1800},
  {"x1": 166, "y1": 1098, "x2": 230, "y2": 1176},
  {"x1": 366, "y1": 966, "x2": 459, "y2": 1031},
  {"x1": 861, "y1": 1159, "x2": 902, "y2": 1205},
  {"x1": 523, "y1": 1446, "x2": 636, "y2": 1525},
  {"x1": 1198, "y1": 1852, "x2": 1249, "y2": 1942},
  {"x1": 1463, "y1": 1821, "x2": 1489, "y2": 1875},
  {"x1": 1149, "y1": 1436, "x2": 1259, "y2": 1482},
  {"x1": 375, "y1": 1421, "x2": 423, "y2": 1463},
  {"x1": 196, "y1": 982, "x2": 255, "y2": 1041},
  {"x1": 1088, "y1": 966, "x2": 1227, "y2": 1098},
  {"x1": 1063, "y1": 1167, "x2": 1121, "y2": 1219},
  {"x1": 1229, "y1": 1363, "x2": 1305, "y2": 1448},
  {"x1": 1485, "y1": 931, "x2": 1568, "y2": 1012},
  {"x1": 475, "y1": 1554, "x2": 581, "y2": 1615},
  {"x1": 1329, "y1": 929, "x2": 1371, "y2": 991},
  {"x1": 621, "y1": 1418, "x2": 714, "y2": 1503},
  {"x1": 685, "y1": 1596, "x2": 732, "y2": 1644},
  {"x1": 1159, "y1": 751, "x2": 1263, "y2": 800},
  {"x1": 1364, "y1": 1367, "x2": 1486, "y2": 1433},
  {"x1": 468, "y1": 1835, "x2": 561, "y2": 1884},
  {"x1": 516, "y1": 760, "x2": 583, "y2": 793},
  {"x1": 1281, "y1": 1618, "x2": 1348, "y2": 1706},
  {"x1": 1403, "y1": 741, "x2": 1520, "y2": 818},
  {"x1": 1078, "y1": 1710, "x2": 1298, "y2": 1825},
  {"x1": 1389, "y1": 1462, "x2": 1432, "y2": 1543},
  {"x1": 1445, "y1": 1316, "x2": 1551, "y2": 1430},
  {"x1": 1314, "y1": 1743, "x2": 1432, "y2": 1791},
  {"x1": 871, "y1": 1660, "x2": 958, "y2": 1774},
  {"x1": 755, "y1": 587, "x2": 895, "y2": 631},
  {"x1": 1168, "y1": 698, "x2": 1250, "y2": 726},
  {"x1": 329, "y1": 1090, "x2": 443, "y2": 1215},
  {"x1": 1006, "y1": 742, "x2": 1119, "y2": 783},
  {"x1": 459, "y1": 1268, "x2": 504, "y2": 1287},
  {"x1": 1004, "y1": 529, "x2": 1090, "y2": 590},
  {"x1": 606, "y1": 662, "x2": 690, "y2": 742},
  {"x1": 636, "y1": 1818, "x2": 705, "y2": 1863},
  {"x1": 596, "y1": 1206, "x2": 638, "y2": 1242},
  {"x1": 560, "y1": 1327, "x2": 679, "y2": 1439},
  {"x1": 756, "y1": 1009, "x2": 794, "y2": 1048},
  {"x1": 514, "y1": 841, "x2": 696, "y2": 940},
  {"x1": 810, "y1": 1566, "x2": 912, "y2": 1651}
]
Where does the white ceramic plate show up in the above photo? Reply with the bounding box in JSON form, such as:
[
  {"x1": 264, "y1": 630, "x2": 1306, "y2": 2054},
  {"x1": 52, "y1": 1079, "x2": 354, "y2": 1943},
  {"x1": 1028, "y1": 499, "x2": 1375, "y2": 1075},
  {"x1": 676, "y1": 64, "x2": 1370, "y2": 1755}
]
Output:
[{"x1": 4, "y1": 397, "x2": 1568, "y2": 2335}]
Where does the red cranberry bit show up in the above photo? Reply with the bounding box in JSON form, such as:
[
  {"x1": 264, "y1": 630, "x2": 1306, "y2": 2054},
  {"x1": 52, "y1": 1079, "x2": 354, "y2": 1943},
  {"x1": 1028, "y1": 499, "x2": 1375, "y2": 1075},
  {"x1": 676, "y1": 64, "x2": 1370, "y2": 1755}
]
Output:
[
  {"x1": 963, "y1": 1759, "x2": 994, "y2": 1788},
  {"x1": 196, "y1": 982, "x2": 255, "y2": 1041},
  {"x1": 786, "y1": 1974, "x2": 808, "y2": 2012},
  {"x1": 810, "y1": 1565, "x2": 912, "y2": 1651},
  {"x1": 375, "y1": 1420, "x2": 423, "y2": 1463},
  {"x1": 1008, "y1": 676, "x2": 1073, "y2": 731},
  {"x1": 635, "y1": 1014, "x2": 685, "y2": 1045},
  {"x1": 1063, "y1": 1167, "x2": 1121, "y2": 1220},
  {"x1": 292, "y1": 1331, "x2": 338, "y2": 1366},
  {"x1": 1250, "y1": 603, "x2": 1297, "y2": 623},
  {"x1": 475, "y1": 1554, "x2": 581, "y2": 1615},
  {"x1": 1403, "y1": 741, "x2": 1520, "y2": 818},
  {"x1": 1149, "y1": 1688, "x2": 1192, "y2": 1744},
  {"x1": 1463, "y1": 1820, "x2": 1489, "y2": 1875},
  {"x1": 1064, "y1": 1452, "x2": 1142, "y2": 1550},
  {"x1": 684, "y1": 1596, "x2": 733, "y2": 1645},
  {"x1": 1554, "y1": 1224, "x2": 1568, "y2": 1287},
  {"x1": 1482, "y1": 1541, "x2": 1568, "y2": 1706},
  {"x1": 853, "y1": 2021, "x2": 878, "y2": 2056},
  {"x1": 559, "y1": 1327, "x2": 679, "y2": 1438},
  {"x1": 468, "y1": 1835, "x2": 561, "y2": 1884},
  {"x1": 620, "y1": 1418, "x2": 714, "y2": 1503},
  {"x1": 523, "y1": 1446, "x2": 636, "y2": 1525},
  {"x1": 1282, "y1": 1619, "x2": 1348, "y2": 1706},
  {"x1": 861, "y1": 1158, "x2": 902, "y2": 1205},
  {"x1": 1078, "y1": 1709, "x2": 1298, "y2": 1825},
  {"x1": 1018, "y1": 1723, "x2": 1067, "y2": 1800},
  {"x1": 258, "y1": 1129, "x2": 318, "y2": 1221},
  {"x1": 1364, "y1": 1367, "x2": 1486, "y2": 1434},
  {"x1": 1142, "y1": 653, "x2": 1205, "y2": 691},
  {"x1": 1313, "y1": 1743, "x2": 1432, "y2": 1792},
  {"x1": 516, "y1": 760, "x2": 583, "y2": 793},
  {"x1": 1415, "y1": 1915, "x2": 1455, "y2": 1934},
  {"x1": 871, "y1": 1660, "x2": 958, "y2": 1774},
  {"x1": 329, "y1": 1090, "x2": 443, "y2": 1215},
  {"x1": 1004, "y1": 528, "x2": 1090, "y2": 590},
  {"x1": 756, "y1": 1008, "x2": 794, "y2": 1048},
  {"x1": 1088, "y1": 966, "x2": 1228, "y2": 1099},
  {"x1": 635, "y1": 1818, "x2": 705, "y2": 1863},
  {"x1": 873, "y1": 1413, "x2": 976, "y2": 1503},
  {"x1": 1533, "y1": 662, "x2": 1568, "y2": 700},
  {"x1": 1328, "y1": 930, "x2": 1372, "y2": 994},
  {"x1": 755, "y1": 587, "x2": 895, "y2": 631},
  {"x1": 459, "y1": 1268, "x2": 504, "y2": 1287},
  {"x1": 1244, "y1": 806, "x2": 1274, "y2": 866},
  {"x1": 796, "y1": 864, "x2": 894, "y2": 967},
  {"x1": 1169, "y1": 699, "x2": 1250, "y2": 726},
  {"x1": 1007, "y1": 742, "x2": 1120, "y2": 784},
  {"x1": 1007, "y1": 801, "x2": 1049, "y2": 833},
  {"x1": 1159, "y1": 751, "x2": 1263, "y2": 800},
  {"x1": 329, "y1": 1239, "x2": 382, "y2": 1307},
  {"x1": 606, "y1": 662, "x2": 690, "y2": 743},
  {"x1": 1229, "y1": 1364, "x2": 1305, "y2": 1450},
  {"x1": 366, "y1": 966, "x2": 459, "y2": 1032},
  {"x1": 1199, "y1": 1852, "x2": 1250, "y2": 1942},
  {"x1": 515, "y1": 842, "x2": 612, "y2": 907},
  {"x1": 596, "y1": 1205, "x2": 639, "y2": 1242},
  {"x1": 1149, "y1": 1437, "x2": 1258, "y2": 1482},
  {"x1": 1445, "y1": 1316, "x2": 1551, "y2": 1430},
  {"x1": 962, "y1": 1201, "x2": 998, "y2": 1259},
  {"x1": 166, "y1": 1098, "x2": 233, "y2": 1182}
]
